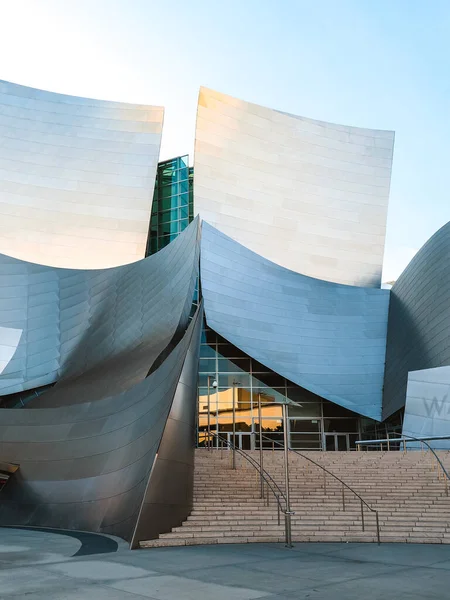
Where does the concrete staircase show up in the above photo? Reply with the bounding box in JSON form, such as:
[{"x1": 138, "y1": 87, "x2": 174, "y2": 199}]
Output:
[{"x1": 140, "y1": 448, "x2": 450, "y2": 548}]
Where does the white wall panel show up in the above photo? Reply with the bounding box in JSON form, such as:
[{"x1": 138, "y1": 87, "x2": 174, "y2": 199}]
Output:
[
  {"x1": 195, "y1": 87, "x2": 394, "y2": 287},
  {"x1": 403, "y1": 366, "x2": 450, "y2": 449},
  {"x1": 0, "y1": 80, "x2": 163, "y2": 268}
]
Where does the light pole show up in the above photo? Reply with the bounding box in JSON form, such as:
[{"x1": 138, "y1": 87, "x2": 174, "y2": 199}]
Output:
[
  {"x1": 232, "y1": 380, "x2": 240, "y2": 469},
  {"x1": 207, "y1": 376, "x2": 217, "y2": 450}
]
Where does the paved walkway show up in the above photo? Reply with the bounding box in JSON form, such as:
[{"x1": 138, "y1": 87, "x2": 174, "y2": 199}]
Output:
[{"x1": 1, "y1": 527, "x2": 450, "y2": 599}]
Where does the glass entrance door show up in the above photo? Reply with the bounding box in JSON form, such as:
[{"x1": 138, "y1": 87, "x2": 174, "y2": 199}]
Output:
[
  {"x1": 224, "y1": 432, "x2": 253, "y2": 450},
  {"x1": 325, "y1": 433, "x2": 350, "y2": 451}
]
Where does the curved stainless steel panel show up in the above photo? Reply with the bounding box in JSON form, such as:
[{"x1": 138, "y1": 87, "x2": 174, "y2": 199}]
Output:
[
  {"x1": 0, "y1": 80, "x2": 163, "y2": 269},
  {"x1": 383, "y1": 222, "x2": 450, "y2": 419},
  {"x1": 195, "y1": 87, "x2": 394, "y2": 287},
  {"x1": 0, "y1": 217, "x2": 199, "y2": 397},
  {"x1": 130, "y1": 305, "x2": 203, "y2": 547},
  {"x1": 201, "y1": 222, "x2": 390, "y2": 420},
  {"x1": 0, "y1": 306, "x2": 202, "y2": 543}
]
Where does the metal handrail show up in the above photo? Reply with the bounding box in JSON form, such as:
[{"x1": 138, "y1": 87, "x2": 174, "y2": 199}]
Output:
[
  {"x1": 260, "y1": 433, "x2": 381, "y2": 544},
  {"x1": 356, "y1": 434, "x2": 450, "y2": 496},
  {"x1": 208, "y1": 432, "x2": 293, "y2": 545}
]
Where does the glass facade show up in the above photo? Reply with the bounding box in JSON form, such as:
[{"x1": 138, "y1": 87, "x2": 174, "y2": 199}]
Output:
[
  {"x1": 146, "y1": 155, "x2": 194, "y2": 255},
  {"x1": 198, "y1": 324, "x2": 364, "y2": 451}
]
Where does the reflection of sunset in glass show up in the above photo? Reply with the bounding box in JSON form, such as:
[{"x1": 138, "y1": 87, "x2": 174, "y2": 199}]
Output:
[{"x1": 198, "y1": 386, "x2": 283, "y2": 429}]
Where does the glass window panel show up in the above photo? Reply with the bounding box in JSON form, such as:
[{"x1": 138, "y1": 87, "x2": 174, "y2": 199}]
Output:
[
  {"x1": 289, "y1": 419, "x2": 320, "y2": 432},
  {"x1": 216, "y1": 333, "x2": 233, "y2": 346},
  {"x1": 217, "y1": 417, "x2": 252, "y2": 432},
  {"x1": 179, "y1": 180, "x2": 189, "y2": 193},
  {"x1": 255, "y1": 403, "x2": 282, "y2": 418},
  {"x1": 200, "y1": 345, "x2": 217, "y2": 359},
  {"x1": 179, "y1": 206, "x2": 189, "y2": 219},
  {"x1": 349, "y1": 433, "x2": 359, "y2": 450},
  {"x1": 199, "y1": 373, "x2": 222, "y2": 388},
  {"x1": 179, "y1": 218, "x2": 189, "y2": 232},
  {"x1": 177, "y1": 194, "x2": 189, "y2": 207},
  {"x1": 177, "y1": 166, "x2": 189, "y2": 180},
  {"x1": 290, "y1": 434, "x2": 322, "y2": 450},
  {"x1": 205, "y1": 329, "x2": 217, "y2": 345},
  {"x1": 217, "y1": 358, "x2": 249, "y2": 373},
  {"x1": 218, "y1": 374, "x2": 250, "y2": 388},
  {"x1": 324, "y1": 418, "x2": 359, "y2": 433},
  {"x1": 257, "y1": 436, "x2": 284, "y2": 450},
  {"x1": 251, "y1": 378, "x2": 286, "y2": 404},
  {"x1": 285, "y1": 386, "x2": 320, "y2": 403},
  {"x1": 252, "y1": 372, "x2": 285, "y2": 388},
  {"x1": 159, "y1": 209, "x2": 179, "y2": 224},
  {"x1": 288, "y1": 403, "x2": 321, "y2": 418},
  {"x1": 323, "y1": 401, "x2": 358, "y2": 418},
  {"x1": 159, "y1": 195, "x2": 177, "y2": 211},
  {"x1": 251, "y1": 359, "x2": 272, "y2": 373},
  {"x1": 158, "y1": 221, "x2": 179, "y2": 236},
  {"x1": 160, "y1": 183, "x2": 178, "y2": 198},
  {"x1": 213, "y1": 388, "x2": 252, "y2": 412},
  {"x1": 160, "y1": 161, "x2": 178, "y2": 178},
  {"x1": 199, "y1": 358, "x2": 216, "y2": 373}
]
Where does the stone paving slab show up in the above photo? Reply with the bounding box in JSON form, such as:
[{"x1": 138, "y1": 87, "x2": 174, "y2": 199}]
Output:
[{"x1": 1, "y1": 528, "x2": 450, "y2": 599}]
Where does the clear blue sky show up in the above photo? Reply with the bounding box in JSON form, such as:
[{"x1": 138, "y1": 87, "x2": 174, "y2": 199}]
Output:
[{"x1": 0, "y1": 0, "x2": 448, "y2": 281}]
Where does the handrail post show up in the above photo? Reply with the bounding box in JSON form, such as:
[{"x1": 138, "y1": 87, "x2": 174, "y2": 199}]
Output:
[
  {"x1": 207, "y1": 376, "x2": 211, "y2": 451},
  {"x1": 277, "y1": 496, "x2": 280, "y2": 526},
  {"x1": 323, "y1": 470, "x2": 327, "y2": 495},
  {"x1": 285, "y1": 512, "x2": 293, "y2": 548},
  {"x1": 360, "y1": 499, "x2": 365, "y2": 531},
  {"x1": 282, "y1": 403, "x2": 293, "y2": 547},
  {"x1": 376, "y1": 511, "x2": 381, "y2": 545},
  {"x1": 387, "y1": 433, "x2": 390, "y2": 452},
  {"x1": 342, "y1": 483, "x2": 346, "y2": 512},
  {"x1": 258, "y1": 392, "x2": 264, "y2": 499},
  {"x1": 232, "y1": 383, "x2": 237, "y2": 469}
]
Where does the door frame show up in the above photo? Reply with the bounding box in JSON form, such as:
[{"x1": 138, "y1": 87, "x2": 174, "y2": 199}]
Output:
[{"x1": 324, "y1": 432, "x2": 350, "y2": 451}]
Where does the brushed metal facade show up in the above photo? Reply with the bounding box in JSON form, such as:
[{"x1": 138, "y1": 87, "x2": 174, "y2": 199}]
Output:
[
  {"x1": 402, "y1": 366, "x2": 450, "y2": 448},
  {"x1": 0, "y1": 80, "x2": 163, "y2": 269},
  {"x1": 0, "y1": 218, "x2": 199, "y2": 397},
  {"x1": 201, "y1": 222, "x2": 390, "y2": 420},
  {"x1": 383, "y1": 222, "x2": 450, "y2": 419},
  {"x1": 0, "y1": 307, "x2": 202, "y2": 544},
  {"x1": 130, "y1": 306, "x2": 202, "y2": 547},
  {"x1": 195, "y1": 87, "x2": 394, "y2": 287}
]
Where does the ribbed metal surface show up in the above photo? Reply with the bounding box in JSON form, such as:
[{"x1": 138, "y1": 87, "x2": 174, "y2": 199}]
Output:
[
  {"x1": 0, "y1": 307, "x2": 202, "y2": 542},
  {"x1": 201, "y1": 222, "x2": 389, "y2": 420},
  {"x1": 0, "y1": 218, "x2": 199, "y2": 397},
  {"x1": 0, "y1": 80, "x2": 163, "y2": 269},
  {"x1": 383, "y1": 222, "x2": 450, "y2": 419},
  {"x1": 195, "y1": 87, "x2": 394, "y2": 287}
]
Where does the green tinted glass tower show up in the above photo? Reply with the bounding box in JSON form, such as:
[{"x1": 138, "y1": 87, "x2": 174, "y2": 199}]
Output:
[{"x1": 146, "y1": 155, "x2": 194, "y2": 255}]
